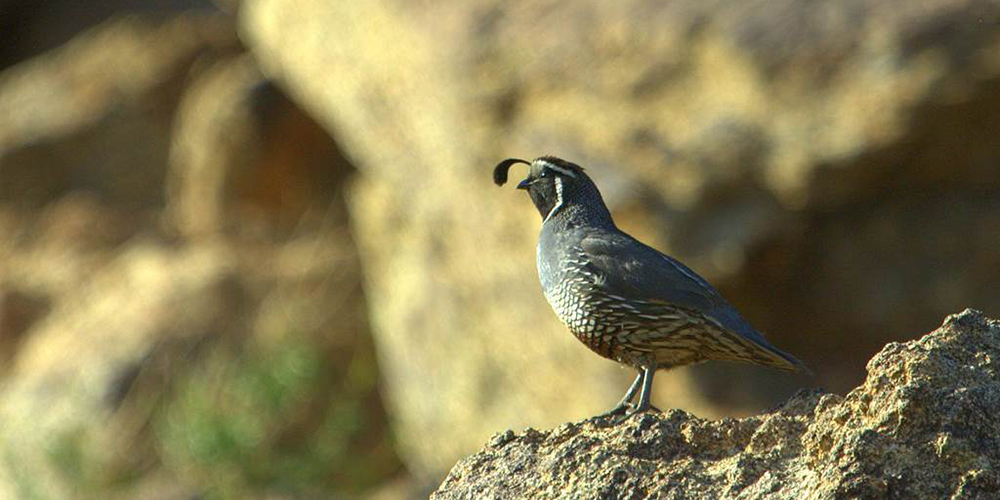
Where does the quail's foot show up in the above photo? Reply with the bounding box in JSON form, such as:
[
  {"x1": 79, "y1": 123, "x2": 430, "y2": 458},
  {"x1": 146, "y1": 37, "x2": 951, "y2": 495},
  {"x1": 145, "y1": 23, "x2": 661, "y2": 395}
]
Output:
[
  {"x1": 625, "y1": 404, "x2": 662, "y2": 416},
  {"x1": 596, "y1": 403, "x2": 632, "y2": 418}
]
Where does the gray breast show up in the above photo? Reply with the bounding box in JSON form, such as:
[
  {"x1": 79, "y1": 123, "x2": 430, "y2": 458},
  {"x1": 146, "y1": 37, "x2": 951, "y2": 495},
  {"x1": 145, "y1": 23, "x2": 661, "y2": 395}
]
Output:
[{"x1": 538, "y1": 244, "x2": 602, "y2": 338}]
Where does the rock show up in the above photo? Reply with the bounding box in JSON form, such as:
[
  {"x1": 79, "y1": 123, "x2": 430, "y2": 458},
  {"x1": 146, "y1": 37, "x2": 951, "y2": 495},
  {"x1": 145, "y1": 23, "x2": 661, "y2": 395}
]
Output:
[
  {"x1": 164, "y1": 54, "x2": 351, "y2": 238},
  {"x1": 0, "y1": 230, "x2": 392, "y2": 498},
  {"x1": 0, "y1": 13, "x2": 243, "y2": 373},
  {"x1": 0, "y1": 0, "x2": 216, "y2": 69},
  {"x1": 240, "y1": 0, "x2": 1000, "y2": 481},
  {"x1": 0, "y1": 242, "x2": 240, "y2": 500},
  {"x1": 0, "y1": 287, "x2": 49, "y2": 368},
  {"x1": 0, "y1": 13, "x2": 239, "y2": 211},
  {"x1": 0, "y1": 10, "x2": 396, "y2": 498},
  {"x1": 432, "y1": 309, "x2": 1000, "y2": 499}
]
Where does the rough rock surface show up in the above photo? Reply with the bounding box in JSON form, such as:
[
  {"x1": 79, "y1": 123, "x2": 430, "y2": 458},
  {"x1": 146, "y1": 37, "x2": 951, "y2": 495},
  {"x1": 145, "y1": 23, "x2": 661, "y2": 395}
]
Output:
[
  {"x1": 241, "y1": 0, "x2": 1000, "y2": 479},
  {"x1": 433, "y1": 309, "x2": 1000, "y2": 499}
]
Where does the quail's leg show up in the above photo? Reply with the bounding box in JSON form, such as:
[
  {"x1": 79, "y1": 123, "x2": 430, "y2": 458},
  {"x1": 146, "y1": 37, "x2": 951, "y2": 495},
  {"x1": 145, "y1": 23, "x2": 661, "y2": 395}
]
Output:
[
  {"x1": 597, "y1": 371, "x2": 644, "y2": 417},
  {"x1": 628, "y1": 365, "x2": 656, "y2": 414}
]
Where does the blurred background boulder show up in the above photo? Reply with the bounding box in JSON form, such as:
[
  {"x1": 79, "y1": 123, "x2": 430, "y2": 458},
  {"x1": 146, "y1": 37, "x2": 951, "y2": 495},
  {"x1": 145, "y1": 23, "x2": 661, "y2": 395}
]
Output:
[
  {"x1": 0, "y1": 2, "x2": 398, "y2": 499},
  {"x1": 1, "y1": 0, "x2": 999, "y2": 497}
]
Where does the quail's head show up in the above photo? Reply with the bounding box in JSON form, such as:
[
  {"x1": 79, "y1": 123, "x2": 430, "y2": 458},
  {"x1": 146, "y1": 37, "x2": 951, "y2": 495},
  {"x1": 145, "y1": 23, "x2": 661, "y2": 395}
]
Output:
[{"x1": 493, "y1": 156, "x2": 603, "y2": 223}]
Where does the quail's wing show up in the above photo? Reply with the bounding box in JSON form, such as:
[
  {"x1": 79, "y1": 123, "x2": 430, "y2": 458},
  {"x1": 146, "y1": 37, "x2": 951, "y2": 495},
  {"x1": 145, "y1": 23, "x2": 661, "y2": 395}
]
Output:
[
  {"x1": 579, "y1": 231, "x2": 758, "y2": 340},
  {"x1": 580, "y1": 230, "x2": 809, "y2": 372},
  {"x1": 578, "y1": 231, "x2": 727, "y2": 313}
]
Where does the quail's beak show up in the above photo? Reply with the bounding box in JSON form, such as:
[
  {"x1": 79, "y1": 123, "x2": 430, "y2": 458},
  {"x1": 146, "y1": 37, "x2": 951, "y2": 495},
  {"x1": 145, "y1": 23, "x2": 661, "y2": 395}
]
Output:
[{"x1": 516, "y1": 177, "x2": 532, "y2": 190}]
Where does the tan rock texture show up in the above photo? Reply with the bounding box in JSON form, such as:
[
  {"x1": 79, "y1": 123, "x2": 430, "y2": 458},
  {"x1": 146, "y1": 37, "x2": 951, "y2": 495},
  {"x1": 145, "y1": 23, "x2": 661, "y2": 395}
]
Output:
[
  {"x1": 240, "y1": 0, "x2": 1000, "y2": 479},
  {"x1": 433, "y1": 309, "x2": 1000, "y2": 499}
]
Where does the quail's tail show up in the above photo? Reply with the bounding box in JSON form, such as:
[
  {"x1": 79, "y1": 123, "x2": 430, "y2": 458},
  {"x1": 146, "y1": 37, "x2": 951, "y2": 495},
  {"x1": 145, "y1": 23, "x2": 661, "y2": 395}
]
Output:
[
  {"x1": 718, "y1": 313, "x2": 812, "y2": 375},
  {"x1": 757, "y1": 342, "x2": 813, "y2": 376}
]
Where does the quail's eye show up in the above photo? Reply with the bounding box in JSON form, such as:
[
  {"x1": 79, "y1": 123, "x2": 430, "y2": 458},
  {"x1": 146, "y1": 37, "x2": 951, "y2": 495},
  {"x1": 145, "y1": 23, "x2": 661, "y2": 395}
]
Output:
[{"x1": 540, "y1": 170, "x2": 548, "y2": 178}]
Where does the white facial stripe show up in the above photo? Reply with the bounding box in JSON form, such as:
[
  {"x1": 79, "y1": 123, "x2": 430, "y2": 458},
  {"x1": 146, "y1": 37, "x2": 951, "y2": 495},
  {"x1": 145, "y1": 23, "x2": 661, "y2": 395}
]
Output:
[
  {"x1": 543, "y1": 175, "x2": 564, "y2": 224},
  {"x1": 535, "y1": 159, "x2": 577, "y2": 178}
]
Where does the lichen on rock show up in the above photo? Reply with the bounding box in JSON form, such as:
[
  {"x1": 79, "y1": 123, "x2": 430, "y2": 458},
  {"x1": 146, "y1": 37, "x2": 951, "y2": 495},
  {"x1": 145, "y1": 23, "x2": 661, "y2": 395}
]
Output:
[{"x1": 432, "y1": 309, "x2": 1000, "y2": 499}]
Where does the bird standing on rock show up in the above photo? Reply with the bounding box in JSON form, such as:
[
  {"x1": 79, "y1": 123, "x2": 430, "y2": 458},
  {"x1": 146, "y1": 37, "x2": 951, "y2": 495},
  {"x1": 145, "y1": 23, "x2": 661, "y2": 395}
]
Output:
[{"x1": 494, "y1": 156, "x2": 808, "y2": 416}]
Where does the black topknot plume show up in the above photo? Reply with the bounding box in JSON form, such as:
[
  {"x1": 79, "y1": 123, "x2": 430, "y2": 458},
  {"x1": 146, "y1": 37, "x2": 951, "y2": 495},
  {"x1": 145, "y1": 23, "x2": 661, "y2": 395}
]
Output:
[{"x1": 493, "y1": 158, "x2": 531, "y2": 186}]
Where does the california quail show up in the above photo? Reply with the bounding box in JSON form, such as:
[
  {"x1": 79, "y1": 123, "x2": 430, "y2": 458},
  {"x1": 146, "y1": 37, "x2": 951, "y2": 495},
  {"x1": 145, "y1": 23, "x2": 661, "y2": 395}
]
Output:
[{"x1": 494, "y1": 156, "x2": 808, "y2": 416}]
